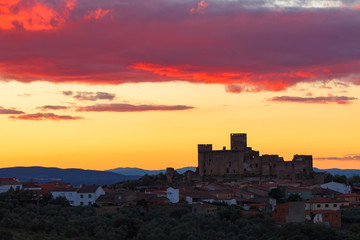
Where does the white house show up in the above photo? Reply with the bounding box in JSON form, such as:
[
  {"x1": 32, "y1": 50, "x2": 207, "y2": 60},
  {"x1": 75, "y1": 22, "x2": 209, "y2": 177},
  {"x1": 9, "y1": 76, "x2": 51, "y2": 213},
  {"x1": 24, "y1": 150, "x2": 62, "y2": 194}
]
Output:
[
  {"x1": 305, "y1": 198, "x2": 349, "y2": 211},
  {"x1": 51, "y1": 188, "x2": 78, "y2": 206},
  {"x1": 50, "y1": 184, "x2": 105, "y2": 206},
  {"x1": 76, "y1": 185, "x2": 105, "y2": 206},
  {"x1": 166, "y1": 187, "x2": 179, "y2": 203},
  {"x1": 0, "y1": 178, "x2": 22, "y2": 193},
  {"x1": 321, "y1": 181, "x2": 351, "y2": 194}
]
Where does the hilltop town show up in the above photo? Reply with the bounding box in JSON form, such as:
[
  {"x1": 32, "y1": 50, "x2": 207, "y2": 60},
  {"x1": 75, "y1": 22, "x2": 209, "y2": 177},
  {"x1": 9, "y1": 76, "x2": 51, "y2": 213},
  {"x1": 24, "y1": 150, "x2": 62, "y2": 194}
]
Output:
[{"x1": 1, "y1": 133, "x2": 360, "y2": 233}]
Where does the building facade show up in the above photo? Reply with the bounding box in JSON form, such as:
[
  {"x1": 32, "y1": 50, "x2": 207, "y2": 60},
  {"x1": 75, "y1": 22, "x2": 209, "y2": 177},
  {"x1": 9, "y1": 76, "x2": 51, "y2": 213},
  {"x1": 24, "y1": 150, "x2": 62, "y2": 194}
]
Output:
[{"x1": 198, "y1": 133, "x2": 316, "y2": 180}]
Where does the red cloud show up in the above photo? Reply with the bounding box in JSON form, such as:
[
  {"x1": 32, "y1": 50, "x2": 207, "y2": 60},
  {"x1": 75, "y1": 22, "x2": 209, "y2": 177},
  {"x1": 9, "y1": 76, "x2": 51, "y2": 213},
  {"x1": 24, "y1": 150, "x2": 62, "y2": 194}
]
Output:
[
  {"x1": 0, "y1": 1, "x2": 360, "y2": 91},
  {"x1": 83, "y1": 8, "x2": 111, "y2": 20},
  {"x1": 76, "y1": 104, "x2": 194, "y2": 112},
  {"x1": 0, "y1": 0, "x2": 76, "y2": 31},
  {"x1": 190, "y1": 1, "x2": 209, "y2": 14},
  {"x1": 9, "y1": 113, "x2": 82, "y2": 120},
  {"x1": 269, "y1": 95, "x2": 357, "y2": 104},
  {"x1": 353, "y1": 3, "x2": 360, "y2": 9}
]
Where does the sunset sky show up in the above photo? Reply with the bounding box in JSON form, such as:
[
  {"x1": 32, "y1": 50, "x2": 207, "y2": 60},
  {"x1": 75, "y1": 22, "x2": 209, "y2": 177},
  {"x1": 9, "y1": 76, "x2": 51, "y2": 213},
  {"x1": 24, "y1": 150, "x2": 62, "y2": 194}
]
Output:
[{"x1": 0, "y1": 0, "x2": 359, "y2": 170}]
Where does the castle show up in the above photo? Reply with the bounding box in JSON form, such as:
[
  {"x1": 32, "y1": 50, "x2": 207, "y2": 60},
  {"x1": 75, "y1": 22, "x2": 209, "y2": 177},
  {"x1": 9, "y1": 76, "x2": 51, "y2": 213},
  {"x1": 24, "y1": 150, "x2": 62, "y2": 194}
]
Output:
[{"x1": 198, "y1": 133, "x2": 318, "y2": 181}]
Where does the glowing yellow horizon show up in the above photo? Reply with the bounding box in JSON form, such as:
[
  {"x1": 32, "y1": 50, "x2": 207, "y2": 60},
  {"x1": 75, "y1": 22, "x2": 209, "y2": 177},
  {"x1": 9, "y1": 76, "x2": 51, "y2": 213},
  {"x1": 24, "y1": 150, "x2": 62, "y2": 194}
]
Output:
[{"x1": 0, "y1": 81, "x2": 359, "y2": 171}]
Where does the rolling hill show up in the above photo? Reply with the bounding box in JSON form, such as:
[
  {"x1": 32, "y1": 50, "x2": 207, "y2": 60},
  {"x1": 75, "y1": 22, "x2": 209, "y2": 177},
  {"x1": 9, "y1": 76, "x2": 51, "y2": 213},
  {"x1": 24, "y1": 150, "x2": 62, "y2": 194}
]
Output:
[
  {"x1": 107, "y1": 167, "x2": 196, "y2": 176},
  {"x1": 0, "y1": 167, "x2": 140, "y2": 186}
]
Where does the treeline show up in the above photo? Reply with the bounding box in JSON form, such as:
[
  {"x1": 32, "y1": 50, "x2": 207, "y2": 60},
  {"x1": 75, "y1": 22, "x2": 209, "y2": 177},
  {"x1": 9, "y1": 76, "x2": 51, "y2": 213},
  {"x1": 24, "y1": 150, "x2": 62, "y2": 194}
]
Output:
[
  {"x1": 1, "y1": 189, "x2": 360, "y2": 240},
  {"x1": 324, "y1": 173, "x2": 360, "y2": 185}
]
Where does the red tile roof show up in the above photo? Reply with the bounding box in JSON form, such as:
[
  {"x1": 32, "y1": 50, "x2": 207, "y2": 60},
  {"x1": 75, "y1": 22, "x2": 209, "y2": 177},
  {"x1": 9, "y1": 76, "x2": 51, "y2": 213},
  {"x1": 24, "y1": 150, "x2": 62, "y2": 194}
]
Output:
[
  {"x1": 0, "y1": 178, "x2": 21, "y2": 185},
  {"x1": 337, "y1": 193, "x2": 360, "y2": 198},
  {"x1": 50, "y1": 187, "x2": 79, "y2": 192},
  {"x1": 41, "y1": 181, "x2": 72, "y2": 190},
  {"x1": 23, "y1": 182, "x2": 41, "y2": 189}
]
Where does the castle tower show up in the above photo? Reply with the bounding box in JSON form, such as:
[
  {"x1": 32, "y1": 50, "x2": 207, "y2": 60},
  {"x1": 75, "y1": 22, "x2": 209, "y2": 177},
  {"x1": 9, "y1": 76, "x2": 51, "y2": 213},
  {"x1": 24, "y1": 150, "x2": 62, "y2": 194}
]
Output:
[
  {"x1": 231, "y1": 133, "x2": 247, "y2": 150},
  {"x1": 166, "y1": 167, "x2": 175, "y2": 183},
  {"x1": 198, "y1": 144, "x2": 212, "y2": 176}
]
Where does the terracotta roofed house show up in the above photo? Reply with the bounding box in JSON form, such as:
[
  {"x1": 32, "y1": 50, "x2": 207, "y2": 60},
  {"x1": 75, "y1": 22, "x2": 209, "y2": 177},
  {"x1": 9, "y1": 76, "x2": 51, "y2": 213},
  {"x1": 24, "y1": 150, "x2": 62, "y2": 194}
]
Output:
[
  {"x1": 336, "y1": 193, "x2": 360, "y2": 207},
  {"x1": 0, "y1": 178, "x2": 22, "y2": 193}
]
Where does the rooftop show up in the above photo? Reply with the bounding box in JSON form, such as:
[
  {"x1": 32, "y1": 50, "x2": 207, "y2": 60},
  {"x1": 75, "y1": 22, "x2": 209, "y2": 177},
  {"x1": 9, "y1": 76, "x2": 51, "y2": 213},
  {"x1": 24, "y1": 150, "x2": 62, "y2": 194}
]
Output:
[
  {"x1": 337, "y1": 193, "x2": 360, "y2": 198},
  {"x1": 78, "y1": 185, "x2": 100, "y2": 193},
  {"x1": 306, "y1": 198, "x2": 348, "y2": 203},
  {"x1": 0, "y1": 178, "x2": 21, "y2": 185}
]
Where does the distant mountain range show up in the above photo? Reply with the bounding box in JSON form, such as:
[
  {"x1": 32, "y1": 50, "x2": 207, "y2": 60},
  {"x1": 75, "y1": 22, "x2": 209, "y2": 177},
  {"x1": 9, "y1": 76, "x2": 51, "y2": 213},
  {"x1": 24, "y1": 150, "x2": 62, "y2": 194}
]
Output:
[
  {"x1": 0, "y1": 167, "x2": 140, "y2": 186},
  {"x1": 313, "y1": 168, "x2": 360, "y2": 178},
  {"x1": 1, "y1": 166, "x2": 359, "y2": 187},
  {"x1": 109, "y1": 167, "x2": 360, "y2": 178},
  {"x1": 107, "y1": 167, "x2": 197, "y2": 176}
]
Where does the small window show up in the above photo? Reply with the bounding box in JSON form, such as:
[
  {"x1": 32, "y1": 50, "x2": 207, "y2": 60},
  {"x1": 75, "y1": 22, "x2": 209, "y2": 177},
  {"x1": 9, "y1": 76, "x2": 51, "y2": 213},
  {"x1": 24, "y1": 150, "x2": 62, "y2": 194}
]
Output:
[
  {"x1": 211, "y1": 169, "x2": 213, "y2": 173},
  {"x1": 244, "y1": 168, "x2": 247, "y2": 172},
  {"x1": 255, "y1": 164, "x2": 258, "y2": 168},
  {"x1": 88, "y1": 202, "x2": 92, "y2": 205},
  {"x1": 325, "y1": 204, "x2": 329, "y2": 208},
  {"x1": 229, "y1": 161, "x2": 232, "y2": 167},
  {"x1": 88, "y1": 194, "x2": 92, "y2": 198},
  {"x1": 226, "y1": 168, "x2": 229, "y2": 173},
  {"x1": 80, "y1": 194, "x2": 84, "y2": 198},
  {"x1": 317, "y1": 204, "x2": 321, "y2": 208},
  {"x1": 250, "y1": 164, "x2": 252, "y2": 168},
  {"x1": 233, "y1": 170, "x2": 235, "y2": 173},
  {"x1": 80, "y1": 202, "x2": 84, "y2": 206},
  {"x1": 334, "y1": 204, "x2": 337, "y2": 207}
]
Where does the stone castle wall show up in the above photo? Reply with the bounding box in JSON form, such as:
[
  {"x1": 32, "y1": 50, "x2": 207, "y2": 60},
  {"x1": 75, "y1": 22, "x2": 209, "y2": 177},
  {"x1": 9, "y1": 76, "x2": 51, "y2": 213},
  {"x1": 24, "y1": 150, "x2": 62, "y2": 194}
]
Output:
[{"x1": 198, "y1": 133, "x2": 315, "y2": 181}]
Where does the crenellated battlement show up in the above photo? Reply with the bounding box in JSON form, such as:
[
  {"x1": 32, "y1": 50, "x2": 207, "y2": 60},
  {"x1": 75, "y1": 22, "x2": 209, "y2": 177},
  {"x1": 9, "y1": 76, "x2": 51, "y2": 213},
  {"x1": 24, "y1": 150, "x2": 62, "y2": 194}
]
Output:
[
  {"x1": 231, "y1": 133, "x2": 247, "y2": 150},
  {"x1": 198, "y1": 144, "x2": 213, "y2": 152},
  {"x1": 231, "y1": 133, "x2": 246, "y2": 137}
]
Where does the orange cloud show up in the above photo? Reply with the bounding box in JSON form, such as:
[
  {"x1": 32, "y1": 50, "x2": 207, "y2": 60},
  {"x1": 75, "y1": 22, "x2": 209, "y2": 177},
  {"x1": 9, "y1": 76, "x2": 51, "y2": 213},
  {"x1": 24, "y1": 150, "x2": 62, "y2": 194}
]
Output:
[
  {"x1": 0, "y1": 0, "x2": 76, "y2": 31},
  {"x1": 9, "y1": 113, "x2": 82, "y2": 121},
  {"x1": 84, "y1": 8, "x2": 111, "y2": 20}
]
